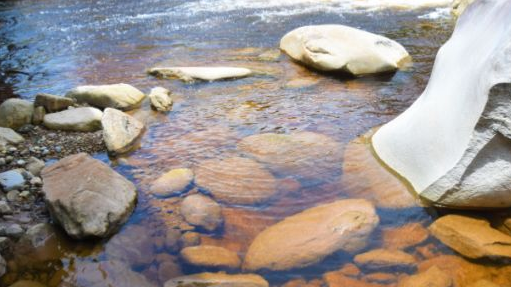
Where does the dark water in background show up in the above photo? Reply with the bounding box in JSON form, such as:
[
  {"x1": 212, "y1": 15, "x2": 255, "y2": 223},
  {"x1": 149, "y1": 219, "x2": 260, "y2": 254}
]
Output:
[{"x1": 0, "y1": 1, "x2": 481, "y2": 286}]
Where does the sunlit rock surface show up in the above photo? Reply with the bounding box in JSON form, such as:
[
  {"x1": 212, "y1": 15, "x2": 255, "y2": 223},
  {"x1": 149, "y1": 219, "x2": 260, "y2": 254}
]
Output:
[
  {"x1": 243, "y1": 199, "x2": 379, "y2": 271},
  {"x1": 43, "y1": 107, "x2": 103, "y2": 132},
  {"x1": 451, "y1": 0, "x2": 476, "y2": 16},
  {"x1": 429, "y1": 214, "x2": 511, "y2": 259},
  {"x1": 65, "y1": 83, "x2": 145, "y2": 111},
  {"x1": 372, "y1": 0, "x2": 511, "y2": 208},
  {"x1": 102, "y1": 108, "x2": 145, "y2": 154},
  {"x1": 280, "y1": 25, "x2": 409, "y2": 76},
  {"x1": 148, "y1": 67, "x2": 252, "y2": 82}
]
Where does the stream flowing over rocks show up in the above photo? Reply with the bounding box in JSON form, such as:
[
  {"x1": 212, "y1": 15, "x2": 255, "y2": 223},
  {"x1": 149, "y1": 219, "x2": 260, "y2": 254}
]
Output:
[{"x1": 2, "y1": 0, "x2": 511, "y2": 286}]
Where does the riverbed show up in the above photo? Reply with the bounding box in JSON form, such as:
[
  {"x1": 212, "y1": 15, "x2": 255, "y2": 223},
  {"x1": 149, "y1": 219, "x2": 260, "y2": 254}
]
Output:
[{"x1": 3, "y1": 1, "x2": 509, "y2": 286}]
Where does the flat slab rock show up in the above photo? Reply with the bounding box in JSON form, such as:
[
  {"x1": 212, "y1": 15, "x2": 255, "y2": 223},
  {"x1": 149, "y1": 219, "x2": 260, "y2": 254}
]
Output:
[
  {"x1": 280, "y1": 25, "x2": 409, "y2": 76},
  {"x1": 42, "y1": 153, "x2": 137, "y2": 239},
  {"x1": 43, "y1": 107, "x2": 103, "y2": 132},
  {"x1": 149, "y1": 67, "x2": 252, "y2": 82},
  {"x1": 243, "y1": 199, "x2": 379, "y2": 271},
  {"x1": 354, "y1": 248, "x2": 417, "y2": 270},
  {"x1": 164, "y1": 272, "x2": 269, "y2": 287},
  {"x1": 65, "y1": 83, "x2": 145, "y2": 111},
  {"x1": 429, "y1": 214, "x2": 511, "y2": 259}
]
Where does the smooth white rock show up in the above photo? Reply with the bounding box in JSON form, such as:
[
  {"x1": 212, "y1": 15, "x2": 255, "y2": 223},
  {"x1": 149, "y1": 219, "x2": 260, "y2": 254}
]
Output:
[
  {"x1": 148, "y1": 87, "x2": 172, "y2": 112},
  {"x1": 0, "y1": 127, "x2": 24, "y2": 147},
  {"x1": 148, "y1": 67, "x2": 252, "y2": 82},
  {"x1": 43, "y1": 107, "x2": 103, "y2": 132},
  {"x1": 372, "y1": 0, "x2": 511, "y2": 208},
  {"x1": 280, "y1": 25, "x2": 410, "y2": 75},
  {"x1": 65, "y1": 83, "x2": 145, "y2": 111}
]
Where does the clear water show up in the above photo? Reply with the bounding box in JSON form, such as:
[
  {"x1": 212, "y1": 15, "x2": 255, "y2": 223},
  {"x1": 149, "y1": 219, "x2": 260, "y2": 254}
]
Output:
[{"x1": 3, "y1": 1, "x2": 507, "y2": 287}]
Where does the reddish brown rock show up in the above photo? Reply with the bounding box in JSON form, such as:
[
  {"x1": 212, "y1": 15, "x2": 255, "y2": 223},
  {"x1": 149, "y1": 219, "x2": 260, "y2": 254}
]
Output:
[
  {"x1": 340, "y1": 131, "x2": 417, "y2": 209},
  {"x1": 382, "y1": 223, "x2": 429, "y2": 250},
  {"x1": 364, "y1": 273, "x2": 397, "y2": 285},
  {"x1": 338, "y1": 263, "x2": 361, "y2": 277},
  {"x1": 238, "y1": 132, "x2": 342, "y2": 182},
  {"x1": 195, "y1": 156, "x2": 278, "y2": 205},
  {"x1": 429, "y1": 215, "x2": 511, "y2": 259},
  {"x1": 180, "y1": 245, "x2": 241, "y2": 269},
  {"x1": 324, "y1": 271, "x2": 386, "y2": 287},
  {"x1": 397, "y1": 266, "x2": 452, "y2": 287},
  {"x1": 164, "y1": 273, "x2": 269, "y2": 287},
  {"x1": 354, "y1": 249, "x2": 417, "y2": 270},
  {"x1": 244, "y1": 199, "x2": 379, "y2": 271}
]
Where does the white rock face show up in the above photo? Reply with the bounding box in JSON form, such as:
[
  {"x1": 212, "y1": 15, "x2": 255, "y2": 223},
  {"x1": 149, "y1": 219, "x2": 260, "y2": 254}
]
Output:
[
  {"x1": 280, "y1": 25, "x2": 410, "y2": 76},
  {"x1": 372, "y1": 0, "x2": 511, "y2": 208},
  {"x1": 148, "y1": 67, "x2": 252, "y2": 82},
  {"x1": 148, "y1": 87, "x2": 173, "y2": 112},
  {"x1": 102, "y1": 108, "x2": 144, "y2": 154},
  {"x1": 65, "y1": 83, "x2": 145, "y2": 111}
]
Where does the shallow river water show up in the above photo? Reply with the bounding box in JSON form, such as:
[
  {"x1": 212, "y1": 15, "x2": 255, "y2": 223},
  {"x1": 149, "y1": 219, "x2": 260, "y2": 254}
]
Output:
[{"x1": 1, "y1": 0, "x2": 510, "y2": 286}]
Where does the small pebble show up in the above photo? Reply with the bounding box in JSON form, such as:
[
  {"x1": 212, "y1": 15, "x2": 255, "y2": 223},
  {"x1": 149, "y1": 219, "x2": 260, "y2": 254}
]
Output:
[
  {"x1": 55, "y1": 146, "x2": 62, "y2": 153},
  {"x1": 16, "y1": 159, "x2": 26, "y2": 166},
  {"x1": 0, "y1": 201, "x2": 12, "y2": 215},
  {"x1": 5, "y1": 156, "x2": 13, "y2": 163},
  {"x1": 0, "y1": 158, "x2": 5, "y2": 166},
  {"x1": 6, "y1": 190, "x2": 19, "y2": 202}
]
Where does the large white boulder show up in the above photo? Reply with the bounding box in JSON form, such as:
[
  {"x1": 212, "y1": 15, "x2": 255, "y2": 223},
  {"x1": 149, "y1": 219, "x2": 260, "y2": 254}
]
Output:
[
  {"x1": 65, "y1": 83, "x2": 145, "y2": 111},
  {"x1": 372, "y1": 0, "x2": 511, "y2": 208},
  {"x1": 280, "y1": 25, "x2": 410, "y2": 76}
]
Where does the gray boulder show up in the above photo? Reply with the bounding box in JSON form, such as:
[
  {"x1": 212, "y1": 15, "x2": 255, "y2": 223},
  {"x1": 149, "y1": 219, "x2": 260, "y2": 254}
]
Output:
[
  {"x1": 65, "y1": 83, "x2": 145, "y2": 111},
  {"x1": 41, "y1": 153, "x2": 137, "y2": 238},
  {"x1": 0, "y1": 99, "x2": 34, "y2": 130},
  {"x1": 43, "y1": 107, "x2": 103, "y2": 132}
]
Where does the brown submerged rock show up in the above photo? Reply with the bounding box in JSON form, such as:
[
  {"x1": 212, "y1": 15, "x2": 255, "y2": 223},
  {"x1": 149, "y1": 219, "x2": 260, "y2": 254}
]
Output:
[
  {"x1": 150, "y1": 168, "x2": 194, "y2": 197},
  {"x1": 340, "y1": 131, "x2": 417, "y2": 209},
  {"x1": 417, "y1": 255, "x2": 510, "y2": 287},
  {"x1": 323, "y1": 271, "x2": 386, "y2": 287},
  {"x1": 180, "y1": 194, "x2": 223, "y2": 231},
  {"x1": 354, "y1": 248, "x2": 417, "y2": 270},
  {"x1": 238, "y1": 132, "x2": 342, "y2": 182},
  {"x1": 59, "y1": 260, "x2": 156, "y2": 287},
  {"x1": 467, "y1": 280, "x2": 502, "y2": 287},
  {"x1": 397, "y1": 266, "x2": 452, "y2": 287},
  {"x1": 180, "y1": 245, "x2": 241, "y2": 269},
  {"x1": 195, "y1": 156, "x2": 278, "y2": 205},
  {"x1": 382, "y1": 222, "x2": 429, "y2": 250},
  {"x1": 164, "y1": 272, "x2": 269, "y2": 287},
  {"x1": 105, "y1": 225, "x2": 155, "y2": 267},
  {"x1": 41, "y1": 153, "x2": 137, "y2": 239},
  {"x1": 429, "y1": 214, "x2": 511, "y2": 259},
  {"x1": 243, "y1": 199, "x2": 379, "y2": 271}
]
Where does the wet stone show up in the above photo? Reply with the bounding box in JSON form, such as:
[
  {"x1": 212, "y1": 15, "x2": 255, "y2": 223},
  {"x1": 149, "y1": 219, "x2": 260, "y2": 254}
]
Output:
[
  {"x1": 180, "y1": 194, "x2": 223, "y2": 232},
  {"x1": 164, "y1": 272, "x2": 269, "y2": 287},
  {"x1": 180, "y1": 245, "x2": 241, "y2": 269},
  {"x1": 179, "y1": 231, "x2": 201, "y2": 248},
  {"x1": 354, "y1": 249, "x2": 417, "y2": 271},
  {"x1": 150, "y1": 168, "x2": 194, "y2": 197},
  {"x1": 0, "y1": 223, "x2": 24, "y2": 239},
  {"x1": 25, "y1": 157, "x2": 45, "y2": 177},
  {"x1": 0, "y1": 201, "x2": 12, "y2": 215},
  {"x1": 382, "y1": 222, "x2": 429, "y2": 250},
  {"x1": 0, "y1": 170, "x2": 25, "y2": 192},
  {"x1": 397, "y1": 266, "x2": 452, "y2": 287},
  {"x1": 164, "y1": 229, "x2": 182, "y2": 252},
  {"x1": 0, "y1": 254, "x2": 5, "y2": 278}
]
